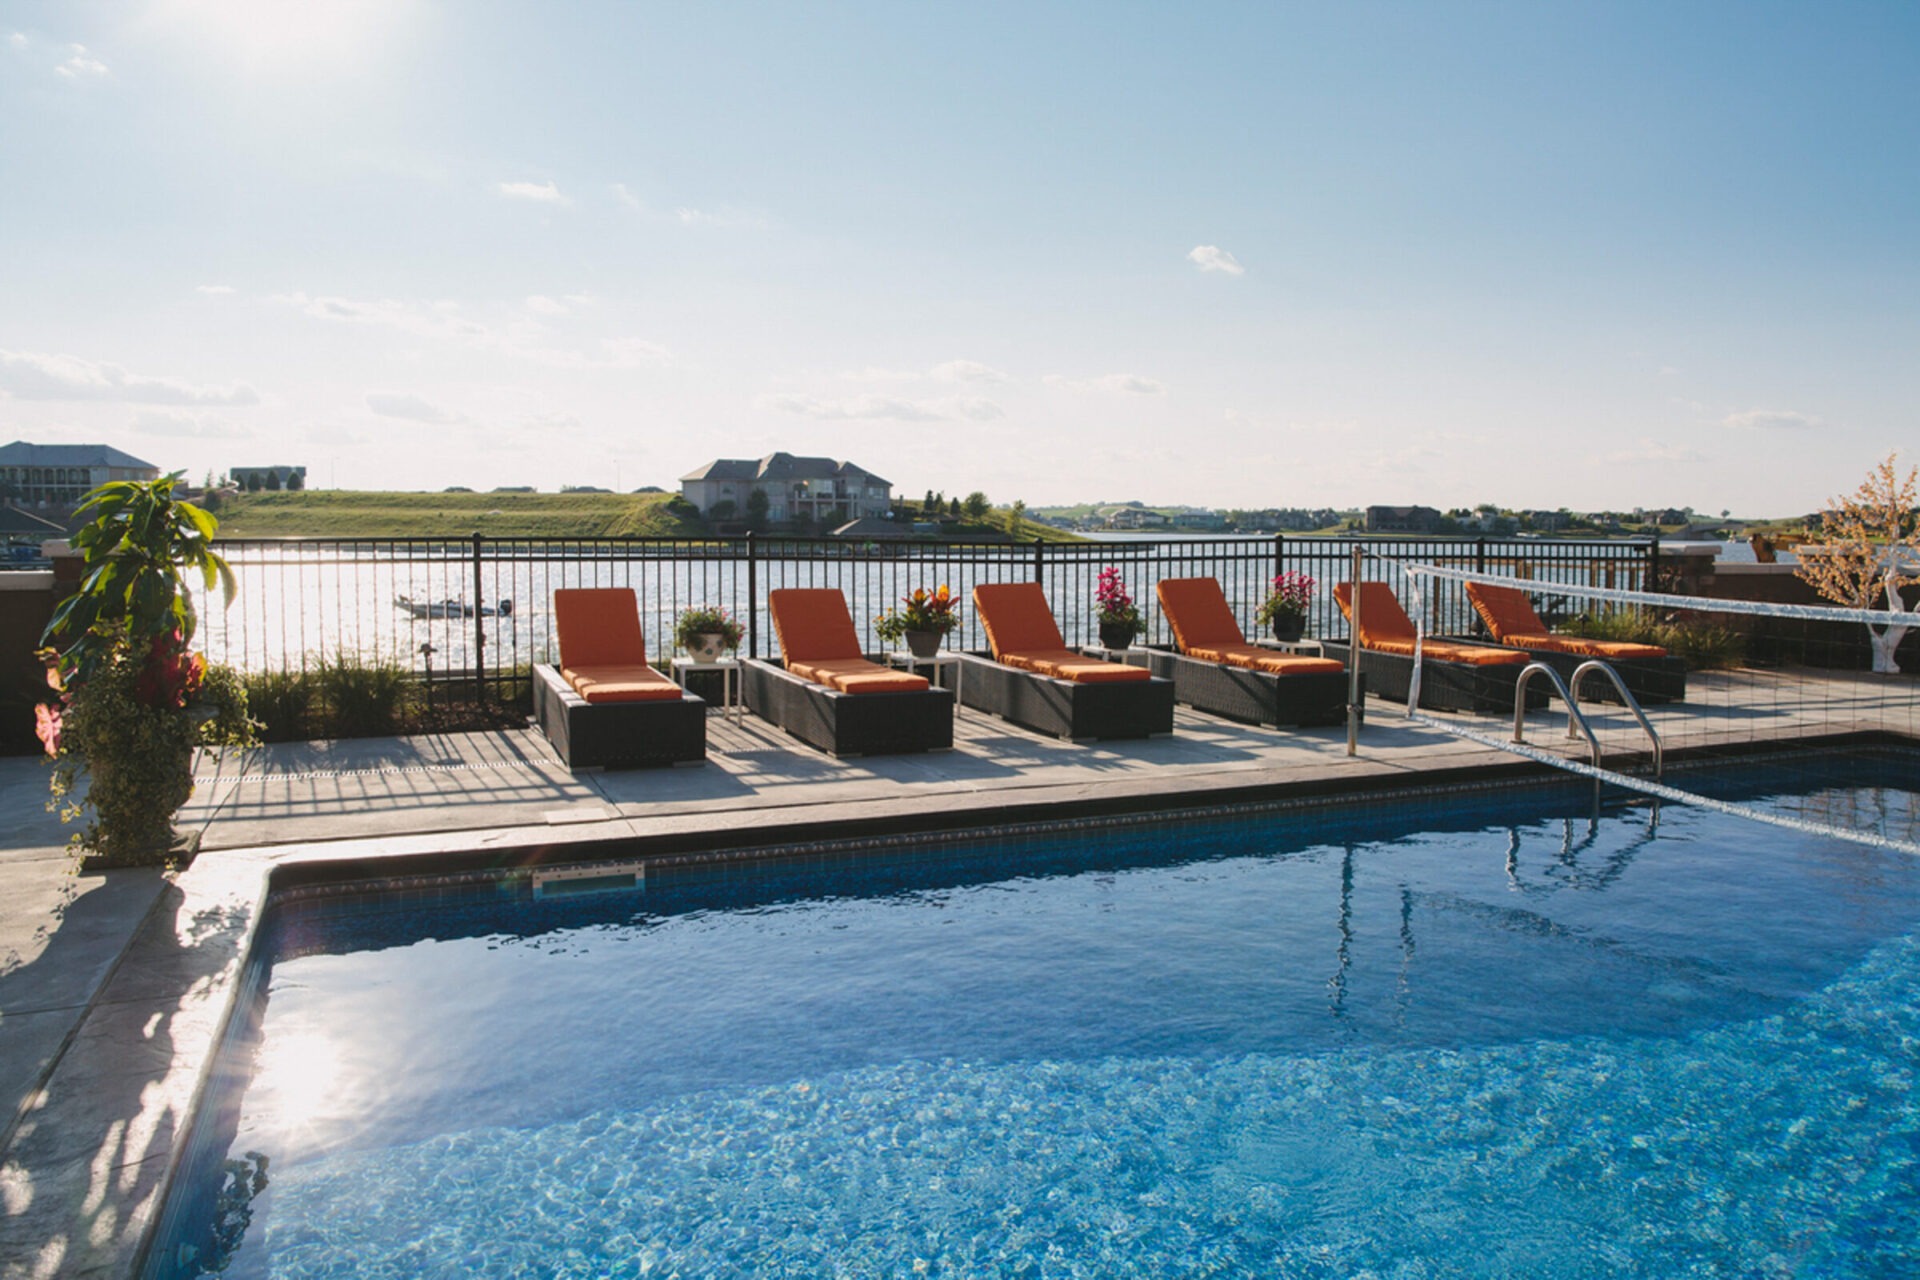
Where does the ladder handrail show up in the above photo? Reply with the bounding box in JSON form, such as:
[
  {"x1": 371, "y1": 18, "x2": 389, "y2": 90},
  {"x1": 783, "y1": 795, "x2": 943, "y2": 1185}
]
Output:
[
  {"x1": 1567, "y1": 659, "x2": 1663, "y2": 780},
  {"x1": 1513, "y1": 662, "x2": 1604, "y2": 770}
]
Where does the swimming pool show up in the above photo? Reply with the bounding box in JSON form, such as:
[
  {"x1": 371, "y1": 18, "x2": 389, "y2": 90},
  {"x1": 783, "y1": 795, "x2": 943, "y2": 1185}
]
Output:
[{"x1": 153, "y1": 751, "x2": 1920, "y2": 1277}]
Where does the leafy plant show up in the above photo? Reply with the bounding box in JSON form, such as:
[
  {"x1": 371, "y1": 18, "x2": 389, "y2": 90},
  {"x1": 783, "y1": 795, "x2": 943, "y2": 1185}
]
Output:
[
  {"x1": 315, "y1": 652, "x2": 414, "y2": 738},
  {"x1": 242, "y1": 668, "x2": 315, "y2": 743},
  {"x1": 1793, "y1": 453, "x2": 1919, "y2": 672},
  {"x1": 1256, "y1": 571, "x2": 1316, "y2": 628},
  {"x1": 875, "y1": 585, "x2": 960, "y2": 644},
  {"x1": 1093, "y1": 567, "x2": 1140, "y2": 637},
  {"x1": 673, "y1": 605, "x2": 744, "y2": 652},
  {"x1": 1569, "y1": 608, "x2": 1747, "y2": 671}
]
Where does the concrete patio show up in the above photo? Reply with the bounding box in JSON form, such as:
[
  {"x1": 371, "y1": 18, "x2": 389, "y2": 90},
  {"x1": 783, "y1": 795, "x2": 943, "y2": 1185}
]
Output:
[{"x1": 0, "y1": 666, "x2": 1911, "y2": 1278}]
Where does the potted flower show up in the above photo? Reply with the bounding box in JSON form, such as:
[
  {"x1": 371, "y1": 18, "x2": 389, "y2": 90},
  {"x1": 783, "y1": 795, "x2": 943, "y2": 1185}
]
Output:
[
  {"x1": 37, "y1": 475, "x2": 257, "y2": 867},
  {"x1": 874, "y1": 584, "x2": 959, "y2": 658},
  {"x1": 673, "y1": 605, "x2": 744, "y2": 662},
  {"x1": 1256, "y1": 570, "x2": 1316, "y2": 643},
  {"x1": 1094, "y1": 566, "x2": 1141, "y2": 650}
]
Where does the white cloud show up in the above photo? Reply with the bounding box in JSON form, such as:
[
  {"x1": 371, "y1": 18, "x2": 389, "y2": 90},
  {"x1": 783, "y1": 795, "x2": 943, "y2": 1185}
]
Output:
[
  {"x1": 0, "y1": 349, "x2": 259, "y2": 405},
  {"x1": 499, "y1": 179, "x2": 568, "y2": 205},
  {"x1": 366, "y1": 392, "x2": 459, "y2": 423},
  {"x1": 1721, "y1": 408, "x2": 1819, "y2": 431},
  {"x1": 952, "y1": 399, "x2": 1006, "y2": 422},
  {"x1": 1044, "y1": 373, "x2": 1167, "y2": 396},
  {"x1": 1187, "y1": 245, "x2": 1244, "y2": 276},
  {"x1": 525, "y1": 295, "x2": 569, "y2": 316},
  {"x1": 759, "y1": 393, "x2": 946, "y2": 423},
  {"x1": 674, "y1": 204, "x2": 770, "y2": 229},
  {"x1": 130, "y1": 409, "x2": 250, "y2": 439},
  {"x1": 272, "y1": 291, "x2": 488, "y2": 340},
  {"x1": 196, "y1": 284, "x2": 236, "y2": 296},
  {"x1": 930, "y1": 359, "x2": 1007, "y2": 384},
  {"x1": 611, "y1": 183, "x2": 644, "y2": 211},
  {"x1": 10, "y1": 32, "x2": 28, "y2": 50},
  {"x1": 1602, "y1": 438, "x2": 1706, "y2": 465},
  {"x1": 57, "y1": 43, "x2": 108, "y2": 77}
]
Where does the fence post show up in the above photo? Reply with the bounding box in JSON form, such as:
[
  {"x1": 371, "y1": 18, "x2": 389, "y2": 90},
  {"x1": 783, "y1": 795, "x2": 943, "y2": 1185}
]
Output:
[
  {"x1": 746, "y1": 532, "x2": 759, "y2": 658},
  {"x1": 1647, "y1": 533, "x2": 1660, "y2": 593},
  {"x1": 1032, "y1": 536, "x2": 1044, "y2": 581},
  {"x1": 471, "y1": 531, "x2": 487, "y2": 702}
]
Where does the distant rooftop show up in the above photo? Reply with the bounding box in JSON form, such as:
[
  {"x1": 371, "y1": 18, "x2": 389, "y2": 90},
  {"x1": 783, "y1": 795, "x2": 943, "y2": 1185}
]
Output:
[
  {"x1": 681, "y1": 451, "x2": 891, "y2": 486},
  {"x1": 0, "y1": 440, "x2": 160, "y2": 471}
]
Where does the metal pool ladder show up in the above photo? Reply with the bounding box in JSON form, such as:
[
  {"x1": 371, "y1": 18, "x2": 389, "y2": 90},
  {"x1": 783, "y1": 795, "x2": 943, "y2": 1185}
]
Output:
[{"x1": 1513, "y1": 660, "x2": 1663, "y2": 780}]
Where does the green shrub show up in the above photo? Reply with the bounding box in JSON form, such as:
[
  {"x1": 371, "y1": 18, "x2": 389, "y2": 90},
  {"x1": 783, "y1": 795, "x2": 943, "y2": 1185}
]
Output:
[
  {"x1": 1569, "y1": 608, "x2": 1746, "y2": 671},
  {"x1": 315, "y1": 653, "x2": 415, "y2": 738},
  {"x1": 243, "y1": 669, "x2": 315, "y2": 743}
]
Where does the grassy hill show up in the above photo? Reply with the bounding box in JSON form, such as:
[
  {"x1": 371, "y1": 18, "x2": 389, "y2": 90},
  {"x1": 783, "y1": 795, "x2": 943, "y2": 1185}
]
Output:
[{"x1": 207, "y1": 491, "x2": 709, "y2": 539}]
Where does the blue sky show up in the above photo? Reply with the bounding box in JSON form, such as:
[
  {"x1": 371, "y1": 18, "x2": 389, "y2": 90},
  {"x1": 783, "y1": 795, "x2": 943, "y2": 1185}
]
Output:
[{"x1": 3, "y1": 2, "x2": 1914, "y2": 513}]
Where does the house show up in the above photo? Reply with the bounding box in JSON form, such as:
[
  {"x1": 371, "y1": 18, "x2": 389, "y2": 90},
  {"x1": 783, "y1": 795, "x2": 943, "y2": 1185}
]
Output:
[
  {"x1": 680, "y1": 453, "x2": 893, "y2": 524},
  {"x1": 0, "y1": 441, "x2": 161, "y2": 511},
  {"x1": 1172, "y1": 509, "x2": 1229, "y2": 531},
  {"x1": 1098, "y1": 504, "x2": 1169, "y2": 530},
  {"x1": 1365, "y1": 505, "x2": 1443, "y2": 534}
]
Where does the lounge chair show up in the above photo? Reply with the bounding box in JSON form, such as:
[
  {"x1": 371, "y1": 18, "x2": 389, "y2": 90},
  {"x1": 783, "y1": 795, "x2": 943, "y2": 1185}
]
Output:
[
  {"x1": 1321, "y1": 581, "x2": 1545, "y2": 714},
  {"x1": 1464, "y1": 580, "x2": 1687, "y2": 703},
  {"x1": 533, "y1": 587, "x2": 706, "y2": 769},
  {"x1": 741, "y1": 588, "x2": 953, "y2": 756},
  {"x1": 959, "y1": 582, "x2": 1174, "y2": 739},
  {"x1": 1144, "y1": 577, "x2": 1354, "y2": 727}
]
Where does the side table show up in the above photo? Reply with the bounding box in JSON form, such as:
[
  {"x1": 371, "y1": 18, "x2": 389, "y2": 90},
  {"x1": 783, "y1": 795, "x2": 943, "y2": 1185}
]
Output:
[{"x1": 671, "y1": 656, "x2": 743, "y2": 724}]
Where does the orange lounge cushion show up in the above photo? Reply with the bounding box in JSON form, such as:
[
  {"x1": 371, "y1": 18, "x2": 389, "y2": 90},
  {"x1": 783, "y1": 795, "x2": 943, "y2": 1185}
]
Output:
[
  {"x1": 769, "y1": 588, "x2": 864, "y2": 663},
  {"x1": 1185, "y1": 642, "x2": 1345, "y2": 675},
  {"x1": 1156, "y1": 577, "x2": 1245, "y2": 651},
  {"x1": 561, "y1": 663, "x2": 684, "y2": 703},
  {"x1": 973, "y1": 582, "x2": 1068, "y2": 656},
  {"x1": 1500, "y1": 633, "x2": 1670, "y2": 661},
  {"x1": 553, "y1": 587, "x2": 650, "y2": 669},
  {"x1": 1000, "y1": 648, "x2": 1152, "y2": 684},
  {"x1": 787, "y1": 657, "x2": 930, "y2": 694},
  {"x1": 1333, "y1": 582, "x2": 1526, "y2": 666}
]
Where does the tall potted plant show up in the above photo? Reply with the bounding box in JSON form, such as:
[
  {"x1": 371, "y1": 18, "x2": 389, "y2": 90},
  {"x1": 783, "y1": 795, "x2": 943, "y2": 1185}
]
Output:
[
  {"x1": 1256, "y1": 571, "x2": 1315, "y2": 643},
  {"x1": 875, "y1": 585, "x2": 959, "y2": 657},
  {"x1": 1094, "y1": 566, "x2": 1141, "y2": 650},
  {"x1": 36, "y1": 475, "x2": 256, "y2": 866}
]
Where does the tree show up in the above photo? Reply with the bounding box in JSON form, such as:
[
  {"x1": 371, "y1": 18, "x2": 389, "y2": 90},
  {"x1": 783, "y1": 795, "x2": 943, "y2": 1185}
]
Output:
[
  {"x1": 244, "y1": 472, "x2": 262, "y2": 492},
  {"x1": 1795, "y1": 453, "x2": 1919, "y2": 673},
  {"x1": 264, "y1": 470, "x2": 282, "y2": 491},
  {"x1": 745, "y1": 487, "x2": 770, "y2": 533},
  {"x1": 963, "y1": 491, "x2": 991, "y2": 520},
  {"x1": 287, "y1": 470, "x2": 304, "y2": 491},
  {"x1": 1007, "y1": 499, "x2": 1026, "y2": 537},
  {"x1": 948, "y1": 497, "x2": 961, "y2": 518},
  {"x1": 706, "y1": 499, "x2": 738, "y2": 521}
]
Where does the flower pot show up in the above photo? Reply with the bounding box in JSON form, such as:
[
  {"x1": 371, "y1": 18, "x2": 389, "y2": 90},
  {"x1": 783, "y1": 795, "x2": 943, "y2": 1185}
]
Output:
[
  {"x1": 1098, "y1": 622, "x2": 1136, "y2": 651},
  {"x1": 904, "y1": 629, "x2": 942, "y2": 659},
  {"x1": 1269, "y1": 614, "x2": 1306, "y2": 644},
  {"x1": 686, "y1": 632, "x2": 731, "y2": 663}
]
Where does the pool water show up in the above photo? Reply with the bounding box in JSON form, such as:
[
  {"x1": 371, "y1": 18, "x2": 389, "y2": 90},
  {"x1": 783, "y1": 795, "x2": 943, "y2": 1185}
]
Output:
[{"x1": 158, "y1": 755, "x2": 1920, "y2": 1278}]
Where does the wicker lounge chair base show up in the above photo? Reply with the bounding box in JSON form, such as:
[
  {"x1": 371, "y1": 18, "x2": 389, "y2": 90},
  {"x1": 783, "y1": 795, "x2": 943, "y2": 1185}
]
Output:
[
  {"x1": 1317, "y1": 642, "x2": 1546, "y2": 715},
  {"x1": 1140, "y1": 646, "x2": 1357, "y2": 728},
  {"x1": 1480, "y1": 644, "x2": 1688, "y2": 705},
  {"x1": 742, "y1": 658, "x2": 953, "y2": 757},
  {"x1": 533, "y1": 663, "x2": 708, "y2": 770},
  {"x1": 956, "y1": 652, "x2": 1175, "y2": 740}
]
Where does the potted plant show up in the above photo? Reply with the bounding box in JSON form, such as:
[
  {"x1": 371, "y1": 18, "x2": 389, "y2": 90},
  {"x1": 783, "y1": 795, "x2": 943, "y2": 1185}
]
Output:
[
  {"x1": 1256, "y1": 570, "x2": 1316, "y2": 643},
  {"x1": 673, "y1": 605, "x2": 744, "y2": 662},
  {"x1": 1094, "y1": 566, "x2": 1141, "y2": 650},
  {"x1": 36, "y1": 474, "x2": 257, "y2": 867},
  {"x1": 875, "y1": 585, "x2": 959, "y2": 657}
]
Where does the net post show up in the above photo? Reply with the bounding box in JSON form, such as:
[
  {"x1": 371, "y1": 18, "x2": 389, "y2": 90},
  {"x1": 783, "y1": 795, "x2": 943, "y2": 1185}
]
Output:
[
  {"x1": 471, "y1": 530, "x2": 487, "y2": 703},
  {"x1": 1346, "y1": 543, "x2": 1362, "y2": 756},
  {"x1": 746, "y1": 531, "x2": 758, "y2": 659}
]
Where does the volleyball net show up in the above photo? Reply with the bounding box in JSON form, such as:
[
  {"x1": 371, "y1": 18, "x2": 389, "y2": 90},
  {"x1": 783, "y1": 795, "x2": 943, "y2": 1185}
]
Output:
[{"x1": 1388, "y1": 561, "x2": 1920, "y2": 856}]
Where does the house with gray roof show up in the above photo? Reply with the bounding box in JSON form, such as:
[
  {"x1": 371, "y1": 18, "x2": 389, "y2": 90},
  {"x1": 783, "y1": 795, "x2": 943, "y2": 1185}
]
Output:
[
  {"x1": 680, "y1": 453, "x2": 893, "y2": 525},
  {"x1": 0, "y1": 441, "x2": 161, "y2": 511}
]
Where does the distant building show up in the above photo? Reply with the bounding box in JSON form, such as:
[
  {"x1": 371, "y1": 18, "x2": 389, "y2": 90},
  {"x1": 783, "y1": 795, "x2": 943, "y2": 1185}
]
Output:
[
  {"x1": 1098, "y1": 504, "x2": 1169, "y2": 530},
  {"x1": 0, "y1": 441, "x2": 161, "y2": 511},
  {"x1": 680, "y1": 453, "x2": 893, "y2": 523},
  {"x1": 1172, "y1": 509, "x2": 1229, "y2": 531},
  {"x1": 232, "y1": 465, "x2": 306, "y2": 491},
  {"x1": 1365, "y1": 505, "x2": 1442, "y2": 534}
]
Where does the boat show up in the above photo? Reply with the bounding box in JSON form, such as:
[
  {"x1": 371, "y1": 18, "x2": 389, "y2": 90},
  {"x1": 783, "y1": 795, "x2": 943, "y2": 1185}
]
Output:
[{"x1": 395, "y1": 596, "x2": 514, "y2": 620}]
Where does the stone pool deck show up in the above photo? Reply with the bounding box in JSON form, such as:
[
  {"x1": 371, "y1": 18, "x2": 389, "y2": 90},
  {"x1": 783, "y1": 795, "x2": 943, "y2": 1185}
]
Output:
[{"x1": 1, "y1": 665, "x2": 1912, "y2": 1278}]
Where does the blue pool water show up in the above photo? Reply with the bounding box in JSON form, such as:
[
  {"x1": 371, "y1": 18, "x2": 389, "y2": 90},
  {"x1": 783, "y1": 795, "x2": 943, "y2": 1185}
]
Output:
[{"x1": 159, "y1": 753, "x2": 1920, "y2": 1277}]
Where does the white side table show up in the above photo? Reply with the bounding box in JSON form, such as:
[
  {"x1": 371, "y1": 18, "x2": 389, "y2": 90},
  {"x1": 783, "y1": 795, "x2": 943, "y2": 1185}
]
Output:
[
  {"x1": 671, "y1": 656, "x2": 743, "y2": 724},
  {"x1": 886, "y1": 650, "x2": 963, "y2": 712},
  {"x1": 1254, "y1": 637, "x2": 1325, "y2": 656},
  {"x1": 1076, "y1": 643, "x2": 1152, "y2": 667}
]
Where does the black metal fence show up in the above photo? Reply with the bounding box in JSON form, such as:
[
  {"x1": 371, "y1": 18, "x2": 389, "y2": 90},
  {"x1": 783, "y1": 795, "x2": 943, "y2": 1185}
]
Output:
[{"x1": 197, "y1": 534, "x2": 1657, "y2": 703}]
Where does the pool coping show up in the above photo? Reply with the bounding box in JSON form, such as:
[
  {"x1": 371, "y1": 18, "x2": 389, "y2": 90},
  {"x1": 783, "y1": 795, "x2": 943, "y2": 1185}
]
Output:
[{"x1": 5, "y1": 728, "x2": 1910, "y2": 1280}]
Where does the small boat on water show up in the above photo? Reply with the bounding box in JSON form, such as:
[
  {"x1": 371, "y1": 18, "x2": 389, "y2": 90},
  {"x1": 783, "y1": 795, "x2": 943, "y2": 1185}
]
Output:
[{"x1": 395, "y1": 596, "x2": 514, "y2": 620}]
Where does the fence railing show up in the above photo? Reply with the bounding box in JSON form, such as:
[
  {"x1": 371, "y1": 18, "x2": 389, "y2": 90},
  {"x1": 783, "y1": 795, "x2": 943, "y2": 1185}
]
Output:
[{"x1": 196, "y1": 534, "x2": 1657, "y2": 703}]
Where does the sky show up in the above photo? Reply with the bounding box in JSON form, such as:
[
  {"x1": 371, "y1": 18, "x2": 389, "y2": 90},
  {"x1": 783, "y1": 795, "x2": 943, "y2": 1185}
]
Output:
[{"x1": 2, "y1": 2, "x2": 1915, "y2": 515}]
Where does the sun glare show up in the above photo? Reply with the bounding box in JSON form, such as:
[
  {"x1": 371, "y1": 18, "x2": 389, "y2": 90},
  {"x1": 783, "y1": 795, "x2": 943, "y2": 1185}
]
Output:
[{"x1": 151, "y1": 0, "x2": 412, "y2": 74}]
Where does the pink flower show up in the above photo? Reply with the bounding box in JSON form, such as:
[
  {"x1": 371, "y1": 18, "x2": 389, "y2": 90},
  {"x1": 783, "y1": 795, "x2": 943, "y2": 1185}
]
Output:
[{"x1": 35, "y1": 702, "x2": 62, "y2": 756}]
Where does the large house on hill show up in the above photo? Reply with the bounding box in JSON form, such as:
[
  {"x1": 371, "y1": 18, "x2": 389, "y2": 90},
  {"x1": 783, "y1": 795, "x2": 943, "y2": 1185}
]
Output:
[
  {"x1": 0, "y1": 441, "x2": 160, "y2": 511},
  {"x1": 679, "y1": 453, "x2": 893, "y2": 524}
]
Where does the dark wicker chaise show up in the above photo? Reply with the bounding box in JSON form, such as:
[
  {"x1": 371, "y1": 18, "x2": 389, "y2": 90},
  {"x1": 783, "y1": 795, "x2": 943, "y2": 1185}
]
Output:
[
  {"x1": 532, "y1": 588, "x2": 707, "y2": 770},
  {"x1": 1464, "y1": 581, "x2": 1687, "y2": 704},
  {"x1": 742, "y1": 588, "x2": 953, "y2": 757},
  {"x1": 1145, "y1": 577, "x2": 1354, "y2": 727},
  {"x1": 1326, "y1": 581, "x2": 1545, "y2": 715},
  {"x1": 959, "y1": 582, "x2": 1175, "y2": 740}
]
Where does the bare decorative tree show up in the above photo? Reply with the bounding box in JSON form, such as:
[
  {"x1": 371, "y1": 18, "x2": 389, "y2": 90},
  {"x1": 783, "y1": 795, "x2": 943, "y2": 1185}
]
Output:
[{"x1": 1794, "y1": 453, "x2": 1919, "y2": 673}]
